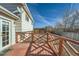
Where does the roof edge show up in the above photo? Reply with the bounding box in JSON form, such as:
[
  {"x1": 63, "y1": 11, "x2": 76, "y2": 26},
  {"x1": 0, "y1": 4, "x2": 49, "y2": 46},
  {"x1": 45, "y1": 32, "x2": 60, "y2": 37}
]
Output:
[
  {"x1": 19, "y1": 3, "x2": 34, "y2": 23},
  {"x1": 0, "y1": 5, "x2": 20, "y2": 20}
]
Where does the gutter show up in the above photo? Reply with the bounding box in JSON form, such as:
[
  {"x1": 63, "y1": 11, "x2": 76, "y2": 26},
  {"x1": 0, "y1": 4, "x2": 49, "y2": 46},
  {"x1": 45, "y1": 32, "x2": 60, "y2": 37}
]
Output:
[{"x1": 0, "y1": 5, "x2": 20, "y2": 20}]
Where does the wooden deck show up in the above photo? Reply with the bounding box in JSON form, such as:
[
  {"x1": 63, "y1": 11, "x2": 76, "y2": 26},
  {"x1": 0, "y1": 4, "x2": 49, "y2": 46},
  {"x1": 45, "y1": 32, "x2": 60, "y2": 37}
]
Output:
[
  {"x1": 5, "y1": 32, "x2": 79, "y2": 56},
  {"x1": 5, "y1": 43, "x2": 30, "y2": 56}
]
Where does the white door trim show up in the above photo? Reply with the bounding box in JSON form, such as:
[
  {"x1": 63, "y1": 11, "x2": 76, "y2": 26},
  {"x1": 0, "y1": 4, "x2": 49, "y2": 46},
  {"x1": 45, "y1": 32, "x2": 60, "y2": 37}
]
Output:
[{"x1": 0, "y1": 17, "x2": 12, "y2": 51}]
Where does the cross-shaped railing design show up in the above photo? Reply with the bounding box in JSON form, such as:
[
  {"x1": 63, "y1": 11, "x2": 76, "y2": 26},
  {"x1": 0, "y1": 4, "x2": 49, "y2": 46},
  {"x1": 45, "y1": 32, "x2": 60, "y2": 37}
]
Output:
[{"x1": 16, "y1": 32, "x2": 79, "y2": 56}]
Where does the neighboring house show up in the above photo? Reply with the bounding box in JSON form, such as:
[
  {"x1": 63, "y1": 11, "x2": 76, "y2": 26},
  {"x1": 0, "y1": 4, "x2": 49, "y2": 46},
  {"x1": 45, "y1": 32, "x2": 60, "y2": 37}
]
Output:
[{"x1": 0, "y1": 3, "x2": 33, "y2": 52}]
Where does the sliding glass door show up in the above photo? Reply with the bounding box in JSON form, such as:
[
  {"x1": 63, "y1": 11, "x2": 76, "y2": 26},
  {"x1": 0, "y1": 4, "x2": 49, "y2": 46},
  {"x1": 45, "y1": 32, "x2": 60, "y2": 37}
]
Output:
[{"x1": 2, "y1": 20, "x2": 10, "y2": 47}]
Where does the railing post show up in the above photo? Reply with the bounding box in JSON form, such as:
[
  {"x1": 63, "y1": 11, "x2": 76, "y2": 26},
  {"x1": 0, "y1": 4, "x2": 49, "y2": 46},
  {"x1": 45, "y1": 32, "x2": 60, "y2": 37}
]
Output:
[
  {"x1": 47, "y1": 32, "x2": 49, "y2": 42},
  {"x1": 16, "y1": 32, "x2": 19, "y2": 43},
  {"x1": 31, "y1": 32, "x2": 34, "y2": 42},
  {"x1": 26, "y1": 32, "x2": 34, "y2": 55},
  {"x1": 59, "y1": 38, "x2": 64, "y2": 56}
]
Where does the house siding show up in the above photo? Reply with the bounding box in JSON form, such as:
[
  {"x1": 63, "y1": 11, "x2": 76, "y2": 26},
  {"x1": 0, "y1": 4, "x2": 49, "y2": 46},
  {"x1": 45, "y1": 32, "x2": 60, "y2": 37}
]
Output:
[
  {"x1": 0, "y1": 19, "x2": 2, "y2": 50},
  {"x1": 21, "y1": 7, "x2": 33, "y2": 32},
  {"x1": 15, "y1": 20, "x2": 22, "y2": 32},
  {"x1": 15, "y1": 5, "x2": 33, "y2": 32}
]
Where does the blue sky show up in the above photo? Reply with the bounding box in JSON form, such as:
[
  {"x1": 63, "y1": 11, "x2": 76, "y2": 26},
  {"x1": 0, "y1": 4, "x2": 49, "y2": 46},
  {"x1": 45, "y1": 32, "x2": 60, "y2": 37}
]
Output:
[{"x1": 27, "y1": 3, "x2": 79, "y2": 28}]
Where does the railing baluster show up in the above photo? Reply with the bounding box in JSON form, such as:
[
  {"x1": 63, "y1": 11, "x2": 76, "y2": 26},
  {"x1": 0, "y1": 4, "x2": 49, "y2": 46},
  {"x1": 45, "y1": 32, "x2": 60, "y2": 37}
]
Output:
[
  {"x1": 66, "y1": 41, "x2": 79, "y2": 55},
  {"x1": 63, "y1": 44, "x2": 72, "y2": 56},
  {"x1": 47, "y1": 32, "x2": 49, "y2": 42},
  {"x1": 59, "y1": 38, "x2": 64, "y2": 56},
  {"x1": 16, "y1": 32, "x2": 19, "y2": 43}
]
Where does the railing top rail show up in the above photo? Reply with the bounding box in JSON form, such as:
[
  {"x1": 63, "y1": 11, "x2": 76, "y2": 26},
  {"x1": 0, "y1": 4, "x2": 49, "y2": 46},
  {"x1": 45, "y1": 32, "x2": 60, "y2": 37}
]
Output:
[
  {"x1": 16, "y1": 32, "x2": 79, "y2": 45},
  {"x1": 59, "y1": 36, "x2": 79, "y2": 45},
  {"x1": 48, "y1": 32, "x2": 79, "y2": 45}
]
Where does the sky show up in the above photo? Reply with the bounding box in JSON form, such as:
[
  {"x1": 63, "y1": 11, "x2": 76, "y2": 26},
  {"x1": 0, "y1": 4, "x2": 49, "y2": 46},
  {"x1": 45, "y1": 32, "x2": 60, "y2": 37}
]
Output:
[{"x1": 27, "y1": 3, "x2": 79, "y2": 28}]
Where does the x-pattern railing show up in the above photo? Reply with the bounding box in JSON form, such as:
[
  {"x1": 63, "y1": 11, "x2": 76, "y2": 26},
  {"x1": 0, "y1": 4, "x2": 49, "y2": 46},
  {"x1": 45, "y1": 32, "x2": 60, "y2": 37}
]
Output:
[
  {"x1": 25, "y1": 32, "x2": 57, "y2": 56},
  {"x1": 16, "y1": 32, "x2": 79, "y2": 56}
]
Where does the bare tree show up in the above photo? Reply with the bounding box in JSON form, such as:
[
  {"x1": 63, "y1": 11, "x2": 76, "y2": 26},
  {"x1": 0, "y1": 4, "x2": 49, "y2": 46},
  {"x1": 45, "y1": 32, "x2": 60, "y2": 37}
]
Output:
[
  {"x1": 63, "y1": 9, "x2": 71, "y2": 31},
  {"x1": 63, "y1": 10, "x2": 79, "y2": 32}
]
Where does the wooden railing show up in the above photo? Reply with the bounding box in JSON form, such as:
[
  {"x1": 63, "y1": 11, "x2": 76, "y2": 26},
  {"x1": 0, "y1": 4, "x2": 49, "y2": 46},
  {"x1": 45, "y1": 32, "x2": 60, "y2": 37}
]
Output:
[
  {"x1": 49, "y1": 32, "x2": 79, "y2": 56},
  {"x1": 16, "y1": 32, "x2": 32, "y2": 43},
  {"x1": 16, "y1": 32, "x2": 79, "y2": 56}
]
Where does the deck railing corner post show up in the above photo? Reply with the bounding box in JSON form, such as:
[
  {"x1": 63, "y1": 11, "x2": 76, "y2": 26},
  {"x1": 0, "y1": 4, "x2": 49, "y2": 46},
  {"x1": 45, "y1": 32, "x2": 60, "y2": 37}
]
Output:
[
  {"x1": 58, "y1": 37, "x2": 64, "y2": 56},
  {"x1": 47, "y1": 32, "x2": 49, "y2": 42},
  {"x1": 31, "y1": 32, "x2": 34, "y2": 42}
]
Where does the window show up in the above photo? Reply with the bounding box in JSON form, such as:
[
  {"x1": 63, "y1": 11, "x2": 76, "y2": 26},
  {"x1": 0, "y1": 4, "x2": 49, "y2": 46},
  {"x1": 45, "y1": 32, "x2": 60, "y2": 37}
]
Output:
[
  {"x1": 2, "y1": 21, "x2": 9, "y2": 47},
  {"x1": 25, "y1": 16, "x2": 29, "y2": 22}
]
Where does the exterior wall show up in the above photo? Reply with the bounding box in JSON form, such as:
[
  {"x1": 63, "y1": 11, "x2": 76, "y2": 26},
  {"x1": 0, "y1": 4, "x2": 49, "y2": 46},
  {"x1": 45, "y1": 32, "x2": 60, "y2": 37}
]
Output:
[
  {"x1": 15, "y1": 20, "x2": 22, "y2": 32},
  {"x1": 0, "y1": 15, "x2": 16, "y2": 52},
  {"x1": 20, "y1": 7, "x2": 33, "y2": 32},
  {"x1": 0, "y1": 18, "x2": 2, "y2": 50}
]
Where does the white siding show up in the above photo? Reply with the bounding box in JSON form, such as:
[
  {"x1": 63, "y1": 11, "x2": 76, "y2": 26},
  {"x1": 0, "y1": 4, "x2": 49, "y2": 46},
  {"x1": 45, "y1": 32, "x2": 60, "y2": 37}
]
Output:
[
  {"x1": 15, "y1": 20, "x2": 22, "y2": 32},
  {"x1": 21, "y1": 7, "x2": 33, "y2": 32},
  {"x1": 15, "y1": 7, "x2": 33, "y2": 32},
  {"x1": 0, "y1": 19, "x2": 2, "y2": 50}
]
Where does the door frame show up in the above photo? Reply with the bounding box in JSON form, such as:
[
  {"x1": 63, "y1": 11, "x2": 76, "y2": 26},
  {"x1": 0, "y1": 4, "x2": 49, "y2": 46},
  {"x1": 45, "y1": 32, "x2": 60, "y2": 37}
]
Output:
[{"x1": 0, "y1": 17, "x2": 12, "y2": 51}]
